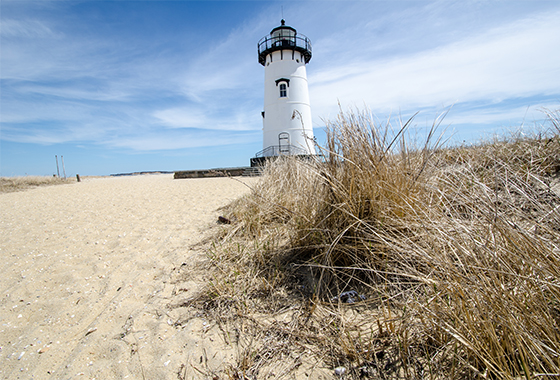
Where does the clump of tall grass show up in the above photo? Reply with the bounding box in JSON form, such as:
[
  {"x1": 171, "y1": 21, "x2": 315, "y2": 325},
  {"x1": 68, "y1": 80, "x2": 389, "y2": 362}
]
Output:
[
  {"x1": 202, "y1": 108, "x2": 560, "y2": 379},
  {"x1": 0, "y1": 175, "x2": 71, "y2": 193}
]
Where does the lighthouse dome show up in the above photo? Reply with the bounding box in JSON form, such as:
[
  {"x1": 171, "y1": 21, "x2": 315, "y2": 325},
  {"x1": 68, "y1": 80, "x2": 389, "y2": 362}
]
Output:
[{"x1": 270, "y1": 19, "x2": 296, "y2": 38}]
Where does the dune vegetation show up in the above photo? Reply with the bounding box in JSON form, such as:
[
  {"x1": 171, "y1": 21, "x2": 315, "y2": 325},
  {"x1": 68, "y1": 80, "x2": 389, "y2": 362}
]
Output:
[
  {"x1": 198, "y1": 107, "x2": 560, "y2": 379},
  {"x1": 0, "y1": 175, "x2": 72, "y2": 193}
]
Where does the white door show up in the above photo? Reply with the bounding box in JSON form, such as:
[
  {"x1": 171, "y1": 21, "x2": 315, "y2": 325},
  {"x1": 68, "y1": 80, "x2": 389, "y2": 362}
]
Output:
[{"x1": 279, "y1": 132, "x2": 290, "y2": 154}]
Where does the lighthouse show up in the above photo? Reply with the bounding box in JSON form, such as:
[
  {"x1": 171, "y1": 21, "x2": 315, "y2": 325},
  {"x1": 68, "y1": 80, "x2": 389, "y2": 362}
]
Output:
[{"x1": 251, "y1": 20, "x2": 316, "y2": 166}]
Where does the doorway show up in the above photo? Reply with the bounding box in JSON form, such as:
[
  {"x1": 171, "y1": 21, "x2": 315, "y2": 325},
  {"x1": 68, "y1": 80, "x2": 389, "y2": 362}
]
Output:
[{"x1": 279, "y1": 132, "x2": 290, "y2": 154}]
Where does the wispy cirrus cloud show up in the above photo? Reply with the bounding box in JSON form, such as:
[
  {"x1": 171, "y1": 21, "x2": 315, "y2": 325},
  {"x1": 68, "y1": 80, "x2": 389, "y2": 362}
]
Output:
[
  {"x1": 0, "y1": 18, "x2": 61, "y2": 38},
  {"x1": 1, "y1": 1, "x2": 267, "y2": 152},
  {"x1": 153, "y1": 106, "x2": 260, "y2": 131},
  {"x1": 1, "y1": 0, "x2": 559, "y2": 176},
  {"x1": 108, "y1": 128, "x2": 260, "y2": 151},
  {"x1": 309, "y1": 9, "x2": 560, "y2": 120}
]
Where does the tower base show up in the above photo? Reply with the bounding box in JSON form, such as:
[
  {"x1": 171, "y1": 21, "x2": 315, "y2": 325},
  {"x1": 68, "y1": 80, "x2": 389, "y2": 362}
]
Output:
[{"x1": 250, "y1": 154, "x2": 320, "y2": 167}]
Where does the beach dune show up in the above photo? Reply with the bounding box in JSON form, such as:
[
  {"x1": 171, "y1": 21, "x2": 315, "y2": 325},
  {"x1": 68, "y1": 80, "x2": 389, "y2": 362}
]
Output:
[{"x1": 0, "y1": 174, "x2": 254, "y2": 379}]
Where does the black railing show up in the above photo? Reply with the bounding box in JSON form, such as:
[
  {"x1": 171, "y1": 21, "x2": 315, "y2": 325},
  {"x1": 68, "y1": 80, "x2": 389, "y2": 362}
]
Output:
[
  {"x1": 255, "y1": 144, "x2": 309, "y2": 158},
  {"x1": 258, "y1": 34, "x2": 312, "y2": 65}
]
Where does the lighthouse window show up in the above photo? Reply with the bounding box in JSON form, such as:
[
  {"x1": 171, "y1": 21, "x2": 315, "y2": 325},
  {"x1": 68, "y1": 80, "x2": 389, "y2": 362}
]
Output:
[{"x1": 279, "y1": 83, "x2": 287, "y2": 97}]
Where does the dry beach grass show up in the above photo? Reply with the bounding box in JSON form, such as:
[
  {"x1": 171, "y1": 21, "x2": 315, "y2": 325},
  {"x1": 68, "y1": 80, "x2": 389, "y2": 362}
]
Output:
[
  {"x1": 1, "y1": 109, "x2": 559, "y2": 379},
  {"x1": 0, "y1": 176, "x2": 74, "y2": 194},
  {"x1": 201, "y1": 108, "x2": 560, "y2": 379}
]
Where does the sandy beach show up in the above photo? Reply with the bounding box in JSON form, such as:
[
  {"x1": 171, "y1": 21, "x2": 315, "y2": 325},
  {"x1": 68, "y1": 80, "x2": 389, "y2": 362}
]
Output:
[{"x1": 0, "y1": 174, "x2": 256, "y2": 379}]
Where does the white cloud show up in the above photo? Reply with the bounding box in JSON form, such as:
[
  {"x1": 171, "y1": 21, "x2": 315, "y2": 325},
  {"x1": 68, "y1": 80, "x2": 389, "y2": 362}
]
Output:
[
  {"x1": 309, "y1": 9, "x2": 560, "y2": 119},
  {"x1": 177, "y1": 21, "x2": 263, "y2": 102},
  {"x1": 152, "y1": 106, "x2": 261, "y2": 132},
  {"x1": 445, "y1": 103, "x2": 558, "y2": 127},
  {"x1": 14, "y1": 83, "x2": 133, "y2": 102},
  {"x1": 152, "y1": 108, "x2": 207, "y2": 129},
  {"x1": 0, "y1": 18, "x2": 60, "y2": 38},
  {"x1": 108, "y1": 130, "x2": 260, "y2": 151}
]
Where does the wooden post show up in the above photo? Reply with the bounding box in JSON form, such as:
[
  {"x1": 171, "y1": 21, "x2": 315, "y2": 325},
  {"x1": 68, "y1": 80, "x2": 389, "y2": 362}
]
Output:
[
  {"x1": 61, "y1": 156, "x2": 67, "y2": 179},
  {"x1": 55, "y1": 155, "x2": 60, "y2": 177},
  {"x1": 76, "y1": 174, "x2": 81, "y2": 182}
]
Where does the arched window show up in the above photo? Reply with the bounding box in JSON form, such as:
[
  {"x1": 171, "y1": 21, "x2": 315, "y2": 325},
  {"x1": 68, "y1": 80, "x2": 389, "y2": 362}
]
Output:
[
  {"x1": 279, "y1": 83, "x2": 287, "y2": 97},
  {"x1": 275, "y1": 78, "x2": 290, "y2": 98}
]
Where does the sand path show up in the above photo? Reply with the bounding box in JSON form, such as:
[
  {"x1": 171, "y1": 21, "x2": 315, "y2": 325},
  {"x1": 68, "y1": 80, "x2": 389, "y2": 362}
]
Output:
[{"x1": 0, "y1": 174, "x2": 256, "y2": 379}]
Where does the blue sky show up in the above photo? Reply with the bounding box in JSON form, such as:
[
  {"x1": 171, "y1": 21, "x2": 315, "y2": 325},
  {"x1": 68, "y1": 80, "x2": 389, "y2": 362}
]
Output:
[{"x1": 1, "y1": 0, "x2": 559, "y2": 176}]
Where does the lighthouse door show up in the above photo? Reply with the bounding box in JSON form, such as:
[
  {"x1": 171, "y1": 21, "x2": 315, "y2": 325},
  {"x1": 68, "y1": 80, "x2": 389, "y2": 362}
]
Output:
[{"x1": 279, "y1": 132, "x2": 290, "y2": 155}]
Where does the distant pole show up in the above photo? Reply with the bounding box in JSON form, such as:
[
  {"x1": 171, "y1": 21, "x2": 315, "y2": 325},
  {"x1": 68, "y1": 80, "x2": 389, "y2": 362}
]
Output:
[
  {"x1": 55, "y1": 155, "x2": 60, "y2": 177},
  {"x1": 61, "y1": 156, "x2": 67, "y2": 179}
]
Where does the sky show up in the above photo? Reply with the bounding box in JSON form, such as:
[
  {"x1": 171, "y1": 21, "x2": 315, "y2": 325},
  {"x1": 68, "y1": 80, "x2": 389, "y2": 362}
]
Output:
[{"x1": 1, "y1": 0, "x2": 559, "y2": 177}]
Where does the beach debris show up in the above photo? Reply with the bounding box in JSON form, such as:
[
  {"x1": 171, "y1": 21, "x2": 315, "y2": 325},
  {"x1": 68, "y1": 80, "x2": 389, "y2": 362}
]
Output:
[
  {"x1": 38, "y1": 346, "x2": 50, "y2": 354},
  {"x1": 331, "y1": 290, "x2": 366, "y2": 304},
  {"x1": 334, "y1": 366, "x2": 346, "y2": 376},
  {"x1": 85, "y1": 327, "x2": 97, "y2": 336},
  {"x1": 217, "y1": 216, "x2": 231, "y2": 224},
  {"x1": 17, "y1": 351, "x2": 25, "y2": 360},
  {"x1": 358, "y1": 365, "x2": 376, "y2": 377},
  {"x1": 123, "y1": 316, "x2": 134, "y2": 335}
]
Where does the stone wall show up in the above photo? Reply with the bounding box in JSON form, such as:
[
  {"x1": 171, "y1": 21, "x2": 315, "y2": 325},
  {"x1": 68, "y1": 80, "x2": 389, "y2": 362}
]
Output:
[{"x1": 173, "y1": 167, "x2": 247, "y2": 179}]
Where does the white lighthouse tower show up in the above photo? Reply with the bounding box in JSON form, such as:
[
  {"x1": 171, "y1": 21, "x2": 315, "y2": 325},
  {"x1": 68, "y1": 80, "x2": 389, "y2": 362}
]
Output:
[{"x1": 252, "y1": 20, "x2": 315, "y2": 166}]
